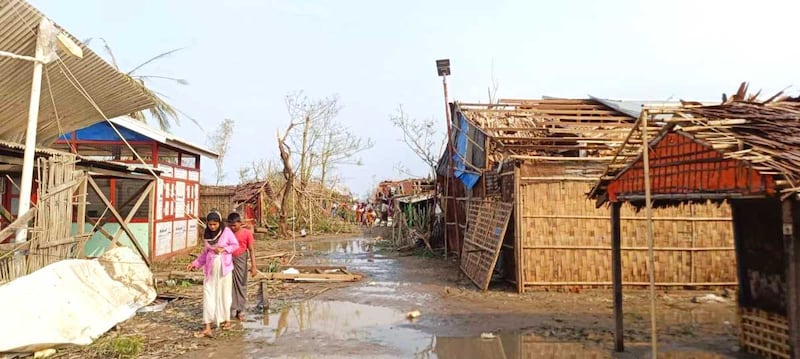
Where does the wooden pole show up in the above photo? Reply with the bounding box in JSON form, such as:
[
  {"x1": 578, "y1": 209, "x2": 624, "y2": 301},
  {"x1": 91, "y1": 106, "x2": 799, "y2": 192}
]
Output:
[
  {"x1": 514, "y1": 164, "x2": 523, "y2": 294},
  {"x1": 611, "y1": 201, "x2": 624, "y2": 352},
  {"x1": 642, "y1": 109, "x2": 658, "y2": 357},
  {"x1": 15, "y1": 20, "x2": 51, "y2": 243},
  {"x1": 441, "y1": 75, "x2": 452, "y2": 260},
  {"x1": 781, "y1": 199, "x2": 800, "y2": 359}
]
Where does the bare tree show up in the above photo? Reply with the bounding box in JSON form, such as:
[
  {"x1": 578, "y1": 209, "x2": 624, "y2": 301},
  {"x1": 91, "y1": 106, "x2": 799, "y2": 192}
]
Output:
[
  {"x1": 318, "y1": 122, "x2": 373, "y2": 187},
  {"x1": 390, "y1": 105, "x2": 440, "y2": 178},
  {"x1": 207, "y1": 119, "x2": 234, "y2": 185},
  {"x1": 284, "y1": 91, "x2": 340, "y2": 190},
  {"x1": 276, "y1": 123, "x2": 298, "y2": 239}
]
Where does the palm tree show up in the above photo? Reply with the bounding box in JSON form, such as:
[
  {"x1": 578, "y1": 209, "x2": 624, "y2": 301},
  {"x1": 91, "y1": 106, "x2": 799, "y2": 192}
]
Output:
[{"x1": 84, "y1": 38, "x2": 198, "y2": 131}]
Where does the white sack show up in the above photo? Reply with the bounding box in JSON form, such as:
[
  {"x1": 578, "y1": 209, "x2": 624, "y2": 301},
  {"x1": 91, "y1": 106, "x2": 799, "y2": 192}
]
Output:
[{"x1": 0, "y1": 247, "x2": 156, "y2": 352}]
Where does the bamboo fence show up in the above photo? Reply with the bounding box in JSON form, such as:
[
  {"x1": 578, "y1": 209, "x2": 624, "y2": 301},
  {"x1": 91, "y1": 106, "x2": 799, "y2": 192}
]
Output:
[{"x1": 0, "y1": 154, "x2": 86, "y2": 283}]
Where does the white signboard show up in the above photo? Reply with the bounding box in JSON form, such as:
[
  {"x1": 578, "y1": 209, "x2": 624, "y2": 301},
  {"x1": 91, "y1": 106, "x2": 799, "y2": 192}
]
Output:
[
  {"x1": 154, "y1": 221, "x2": 173, "y2": 256},
  {"x1": 156, "y1": 179, "x2": 164, "y2": 220},
  {"x1": 172, "y1": 220, "x2": 187, "y2": 251},
  {"x1": 174, "y1": 168, "x2": 188, "y2": 180},
  {"x1": 175, "y1": 181, "x2": 186, "y2": 218},
  {"x1": 187, "y1": 170, "x2": 200, "y2": 182},
  {"x1": 158, "y1": 165, "x2": 174, "y2": 178},
  {"x1": 187, "y1": 219, "x2": 198, "y2": 248}
]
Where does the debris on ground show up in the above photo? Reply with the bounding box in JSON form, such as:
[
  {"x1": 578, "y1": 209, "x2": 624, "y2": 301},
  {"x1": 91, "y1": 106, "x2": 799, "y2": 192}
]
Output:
[
  {"x1": 0, "y1": 247, "x2": 156, "y2": 353},
  {"x1": 406, "y1": 310, "x2": 421, "y2": 319},
  {"x1": 261, "y1": 265, "x2": 361, "y2": 282},
  {"x1": 281, "y1": 267, "x2": 300, "y2": 274},
  {"x1": 480, "y1": 332, "x2": 496, "y2": 340},
  {"x1": 692, "y1": 294, "x2": 728, "y2": 304}
]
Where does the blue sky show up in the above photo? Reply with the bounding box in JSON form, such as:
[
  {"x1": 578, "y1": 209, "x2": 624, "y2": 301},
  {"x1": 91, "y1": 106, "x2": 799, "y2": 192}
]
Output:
[{"x1": 29, "y1": 0, "x2": 800, "y2": 193}]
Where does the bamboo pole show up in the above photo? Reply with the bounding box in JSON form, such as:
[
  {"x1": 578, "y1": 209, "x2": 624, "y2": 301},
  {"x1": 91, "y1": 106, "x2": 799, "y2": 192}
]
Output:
[{"x1": 642, "y1": 109, "x2": 658, "y2": 357}]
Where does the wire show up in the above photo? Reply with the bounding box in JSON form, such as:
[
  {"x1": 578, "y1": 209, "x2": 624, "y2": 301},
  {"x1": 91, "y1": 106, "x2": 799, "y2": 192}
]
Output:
[{"x1": 43, "y1": 67, "x2": 75, "y2": 153}]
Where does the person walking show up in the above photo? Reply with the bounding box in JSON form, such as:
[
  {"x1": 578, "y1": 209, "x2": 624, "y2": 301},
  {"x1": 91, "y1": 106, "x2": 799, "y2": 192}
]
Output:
[
  {"x1": 227, "y1": 212, "x2": 257, "y2": 322},
  {"x1": 186, "y1": 211, "x2": 239, "y2": 337}
]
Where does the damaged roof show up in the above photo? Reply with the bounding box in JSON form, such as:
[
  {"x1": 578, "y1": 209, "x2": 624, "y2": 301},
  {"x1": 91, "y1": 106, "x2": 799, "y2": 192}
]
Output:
[
  {"x1": 591, "y1": 84, "x2": 800, "y2": 201},
  {"x1": 0, "y1": 0, "x2": 155, "y2": 144},
  {"x1": 455, "y1": 98, "x2": 644, "y2": 158}
]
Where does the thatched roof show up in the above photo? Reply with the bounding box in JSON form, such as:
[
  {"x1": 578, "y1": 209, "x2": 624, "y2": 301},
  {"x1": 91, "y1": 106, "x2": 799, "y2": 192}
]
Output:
[
  {"x1": 0, "y1": 0, "x2": 155, "y2": 144},
  {"x1": 233, "y1": 181, "x2": 274, "y2": 204},
  {"x1": 591, "y1": 84, "x2": 800, "y2": 201}
]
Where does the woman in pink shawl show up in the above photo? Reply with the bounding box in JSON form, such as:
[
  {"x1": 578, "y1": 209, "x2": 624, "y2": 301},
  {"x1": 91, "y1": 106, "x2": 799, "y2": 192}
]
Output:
[{"x1": 186, "y1": 210, "x2": 239, "y2": 337}]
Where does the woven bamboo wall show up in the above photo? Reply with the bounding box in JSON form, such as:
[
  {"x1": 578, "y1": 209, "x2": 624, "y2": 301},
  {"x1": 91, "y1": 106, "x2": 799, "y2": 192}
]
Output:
[
  {"x1": 518, "y1": 179, "x2": 736, "y2": 288},
  {"x1": 199, "y1": 185, "x2": 235, "y2": 217}
]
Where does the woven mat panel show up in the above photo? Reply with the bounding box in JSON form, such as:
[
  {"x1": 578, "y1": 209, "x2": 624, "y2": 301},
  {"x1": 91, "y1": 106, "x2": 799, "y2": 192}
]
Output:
[
  {"x1": 518, "y1": 180, "x2": 735, "y2": 288},
  {"x1": 460, "y1": 199, "x2": 514, "y2": 291}
]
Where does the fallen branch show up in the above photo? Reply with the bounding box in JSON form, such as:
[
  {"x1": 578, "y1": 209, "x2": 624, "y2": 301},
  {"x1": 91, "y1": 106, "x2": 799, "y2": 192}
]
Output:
[{"x1": 257, "y1": 272, "x2": 362, "y2": 282}]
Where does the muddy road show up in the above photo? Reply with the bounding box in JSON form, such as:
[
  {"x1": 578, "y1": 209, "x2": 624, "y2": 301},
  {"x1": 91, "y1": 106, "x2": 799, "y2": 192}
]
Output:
[{"x1": 179, "y1": 235, "x2": 754, "y2": 358}]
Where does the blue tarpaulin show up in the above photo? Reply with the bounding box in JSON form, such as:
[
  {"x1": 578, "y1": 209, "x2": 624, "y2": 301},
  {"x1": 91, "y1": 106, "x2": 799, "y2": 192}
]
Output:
[
  {"x1": 58, "y1": 122, "x2": 151, "y2": 142},
  {"x1": 453, "y1": 112, "x2": 480, "y2": 189}
]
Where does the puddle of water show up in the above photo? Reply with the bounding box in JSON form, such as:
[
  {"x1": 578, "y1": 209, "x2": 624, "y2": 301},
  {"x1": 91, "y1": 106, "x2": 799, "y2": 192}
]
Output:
[{"x1": 245, "y1": 300, "x2": 408, "y2": 343}]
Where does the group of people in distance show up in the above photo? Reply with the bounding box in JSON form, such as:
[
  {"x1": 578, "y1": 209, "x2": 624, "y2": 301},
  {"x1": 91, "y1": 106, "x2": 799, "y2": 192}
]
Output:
[
  {"x1": 354, "y1": 192, "x2": 394, "y2": 228},
  {"x1": 186, "y1": 210, "x2": 257, "y2": 338}
]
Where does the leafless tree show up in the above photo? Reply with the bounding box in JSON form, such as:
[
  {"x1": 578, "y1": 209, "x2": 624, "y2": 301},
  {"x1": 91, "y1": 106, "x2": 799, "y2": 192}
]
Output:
[
  {"x1": 390, "y1": 105, "x2": 440, "y2": 178},
  {"x1": 276, "y1": 123, "x2": 298, "y2": 239},
  {"x1": 207, "y1": 118, "x2": 234, "y2": 185},
  {"x1": 285, "y1": 91, "x2": 340, "y2": 190}
]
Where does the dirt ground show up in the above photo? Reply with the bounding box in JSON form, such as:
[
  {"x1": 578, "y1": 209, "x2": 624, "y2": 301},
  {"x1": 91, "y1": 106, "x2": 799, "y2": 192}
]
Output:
[{"x1": 53, "y1": 231, "x2": 755, "y2": 359}]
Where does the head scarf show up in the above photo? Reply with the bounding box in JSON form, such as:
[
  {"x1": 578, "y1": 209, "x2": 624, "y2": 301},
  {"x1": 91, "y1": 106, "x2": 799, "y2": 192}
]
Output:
[{"x1": 204, "y1": 211, "x2": 223, "y2": 245}]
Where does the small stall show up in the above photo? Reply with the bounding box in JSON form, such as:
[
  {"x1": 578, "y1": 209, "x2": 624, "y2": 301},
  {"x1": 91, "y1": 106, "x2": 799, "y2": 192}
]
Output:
[{"x1": 591, "y1": 96, "x2": 800, "y2": 358}]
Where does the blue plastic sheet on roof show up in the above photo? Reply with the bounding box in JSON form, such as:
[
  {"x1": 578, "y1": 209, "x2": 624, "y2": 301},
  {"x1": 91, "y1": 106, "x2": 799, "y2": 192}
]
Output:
[
  {"x1": 58, "y1": 122, "x2": 151, "y2": 142},
  {"x1": 453, "y1": 112, "x2": 480, "y2": 189}
]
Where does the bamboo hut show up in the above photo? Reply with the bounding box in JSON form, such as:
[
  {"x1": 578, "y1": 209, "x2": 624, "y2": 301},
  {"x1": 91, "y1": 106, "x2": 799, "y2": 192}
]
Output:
[
  {"x1": 440, "y1": 98, "x2": 736, "y2": 292},
  {"x1": 200, "y1": 181, "x2": 278, "y2": 230},
  {"x1": 591, "y1": 94, "x2": 800, "y2": 358},
  {"x1": 0, "y1": 141, "x2": 161, "y2": 282}
]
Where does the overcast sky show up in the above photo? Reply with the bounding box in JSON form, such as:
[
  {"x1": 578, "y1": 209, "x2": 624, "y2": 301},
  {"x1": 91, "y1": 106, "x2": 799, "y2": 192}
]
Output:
[{"x1": 29, "y1": 0, "x2": 800, "y2": 194}]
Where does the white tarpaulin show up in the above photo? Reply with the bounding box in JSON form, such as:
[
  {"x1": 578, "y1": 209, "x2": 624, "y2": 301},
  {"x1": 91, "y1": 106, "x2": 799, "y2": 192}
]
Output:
[{"x1": 0, "y1": 247, "x2": 156, "y2": 353}]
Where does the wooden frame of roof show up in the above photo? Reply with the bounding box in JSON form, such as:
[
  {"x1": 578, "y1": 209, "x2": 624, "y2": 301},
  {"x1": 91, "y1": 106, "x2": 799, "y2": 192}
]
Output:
[
  {"x1": 455, "y1": 98, "x2": 651, "y2": 158},
  {"x1": 591, "y1": 100, "x2": 800, "y2": 204}
]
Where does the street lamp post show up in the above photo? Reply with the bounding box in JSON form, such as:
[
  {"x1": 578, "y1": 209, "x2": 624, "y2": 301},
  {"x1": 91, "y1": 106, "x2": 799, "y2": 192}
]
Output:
[{"x1": 436, "y1": 59, "x2": 453, "y2": 259}]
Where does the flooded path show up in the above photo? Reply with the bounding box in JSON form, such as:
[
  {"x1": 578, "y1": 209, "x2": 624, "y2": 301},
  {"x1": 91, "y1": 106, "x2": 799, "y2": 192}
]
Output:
[{"x1": 179, "y1": 236, "x2": 753, "y2": 358}]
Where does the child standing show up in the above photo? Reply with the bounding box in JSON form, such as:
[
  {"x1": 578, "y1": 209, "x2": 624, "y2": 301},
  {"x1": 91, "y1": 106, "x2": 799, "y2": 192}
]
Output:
[
  {"x1": 227, "y1": 212, "x2": 257, "y2": 322},
  {"x1": 186, "y1": 211, "x2": 239, "y2": 337}
]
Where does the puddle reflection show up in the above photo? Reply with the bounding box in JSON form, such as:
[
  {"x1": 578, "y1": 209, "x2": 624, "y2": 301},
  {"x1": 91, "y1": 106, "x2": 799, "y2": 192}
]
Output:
[{"x1": 246, "y1": 300, "x2": 406, "y2": 344}]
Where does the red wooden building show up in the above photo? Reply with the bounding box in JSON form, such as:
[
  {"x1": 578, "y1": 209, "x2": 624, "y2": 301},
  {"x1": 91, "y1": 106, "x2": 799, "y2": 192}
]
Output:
[{"x1": 53, "y1": 116, "x2": 218, "y2": 260}]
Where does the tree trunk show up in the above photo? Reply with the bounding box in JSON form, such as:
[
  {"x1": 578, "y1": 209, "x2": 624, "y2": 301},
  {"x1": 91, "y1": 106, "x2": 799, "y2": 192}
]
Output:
[{"x1": 277, "y1": 126, "x2": 296, "y2": 239}]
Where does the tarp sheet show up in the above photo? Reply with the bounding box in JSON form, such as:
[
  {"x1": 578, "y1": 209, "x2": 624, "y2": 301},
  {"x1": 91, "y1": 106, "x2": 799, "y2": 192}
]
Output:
[
  {"x1": 453, "y1": 113, "x2": 480, "y2": 189},
  {"x1": 0, "y1": 247, "x2": 156, "y2": 353}
]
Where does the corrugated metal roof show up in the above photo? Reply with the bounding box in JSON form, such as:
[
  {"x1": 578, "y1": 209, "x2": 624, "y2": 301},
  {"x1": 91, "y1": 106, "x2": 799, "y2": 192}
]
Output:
[
  {"x1": 108, "y1": 117, "x2": 219, "y2": 159},
  {"x1": 0, "y1": 139, "x2": 160, "y2": 176},
  {"x1": 0, "y1": 0, "x2": 155, "y2": 144}
]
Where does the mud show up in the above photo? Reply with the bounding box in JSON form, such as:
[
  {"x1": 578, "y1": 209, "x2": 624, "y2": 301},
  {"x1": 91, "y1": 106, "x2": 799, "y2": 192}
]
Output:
[{"x1": 177, "y1": 235, "x2": 758, "y2": 358}]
